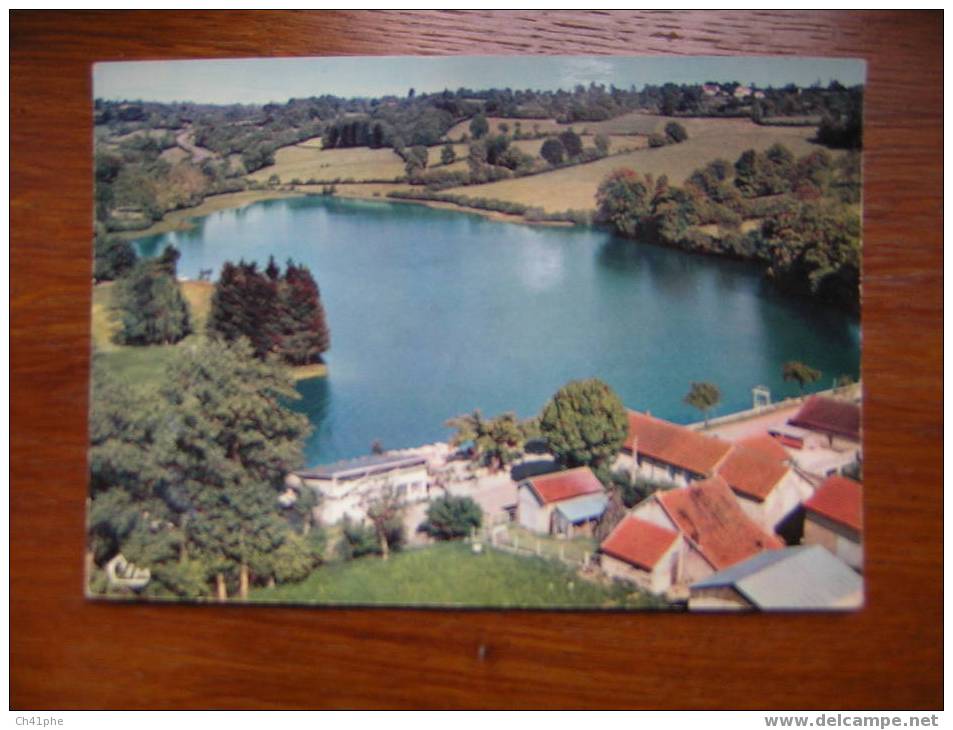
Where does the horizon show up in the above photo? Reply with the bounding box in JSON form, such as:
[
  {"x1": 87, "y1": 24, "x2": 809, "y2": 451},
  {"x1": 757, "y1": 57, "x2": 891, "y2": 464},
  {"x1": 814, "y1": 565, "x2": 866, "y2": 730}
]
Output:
[{"x1": 93, "y1": 55, "x2": 865, "y2": 106}]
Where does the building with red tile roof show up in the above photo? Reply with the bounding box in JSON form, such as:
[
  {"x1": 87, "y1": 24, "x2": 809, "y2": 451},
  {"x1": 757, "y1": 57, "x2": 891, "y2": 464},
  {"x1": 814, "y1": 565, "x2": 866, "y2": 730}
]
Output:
[
  {"x1": 651, "y1": 476, "x2": 783, "y2": 571},
  {"x1": 517, "y1": 467, "x2": 607, "y2": 537},
  {"x1": 715, "y1": 443, "x2": 805, "y2": 535},
  {"x1": 621, "y1": 411, "x2": 732, "y2": 487},
  {"x1": 600, "y1": 516, "x2": 681, "y2": 594},
  {"x1": 523, "y1": 467, "x2": 604, "y2": 504},
  {"x1": 718, "y1": 444, "x2": 790, "y2": 502},
  {"x1": 804, "y1": 475, "x2": 863, "y2": 533},
  {"x1": 803, "y1": 475, "x2": 863, "y2": 571},
  {"x1": 738, "y1": 433, "x2": 792, "y2": 463},
  {"x1": 789, "y1": 396, "x2": 861, "y2": 442}
]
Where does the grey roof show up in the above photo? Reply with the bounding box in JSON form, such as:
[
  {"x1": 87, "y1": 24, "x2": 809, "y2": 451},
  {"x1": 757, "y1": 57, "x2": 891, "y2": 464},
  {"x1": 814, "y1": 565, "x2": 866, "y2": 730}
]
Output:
[
  {"x1": 555, "y1": 494, "x2": 609, "y2": 523},
  {"x1": 295, "y1": 453, "x2": 427, "y2": 481},
  {"x1": 691, "y1": 545, "x2": 863, "y2": 610}
]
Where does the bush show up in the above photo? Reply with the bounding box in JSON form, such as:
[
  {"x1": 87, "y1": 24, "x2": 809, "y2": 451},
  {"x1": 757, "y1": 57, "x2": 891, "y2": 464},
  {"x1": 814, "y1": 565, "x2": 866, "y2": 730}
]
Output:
[
  {"x1": 648, "y1": 133, "x2": 668, "y2": 148},
  {"x1": 422, "y1": 496, "x2": 483, "y2": 540},
  {"x1": 664, "y1": 121, "x2": 688, "y2": 144}
]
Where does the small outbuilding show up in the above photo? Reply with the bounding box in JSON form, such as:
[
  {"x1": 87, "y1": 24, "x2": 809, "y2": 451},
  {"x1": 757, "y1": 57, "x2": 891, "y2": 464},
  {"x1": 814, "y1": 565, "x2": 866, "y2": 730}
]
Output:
[
  {"x1": 689, "y1": 545, "x2": 863, "y2": 611},
  {"x1": 802, "y1": 474, "x2": 863, "y2": 571},
  {"x1": 600, "y1": 516, "x2": 681, "y2": 594},
  {"x1": 516, "y1": 467, "x2": 606, "y2": 536}
]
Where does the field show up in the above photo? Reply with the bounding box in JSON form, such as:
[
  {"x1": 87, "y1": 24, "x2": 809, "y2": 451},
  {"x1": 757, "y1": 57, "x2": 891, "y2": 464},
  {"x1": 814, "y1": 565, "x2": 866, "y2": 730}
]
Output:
[
  {"x1": 249, "y1": 141, "x2": 407, "y2": 183},
  {"x1": 451, "y1": 117, "x2": 832, "y2": 213},
  {"x1": 251, "y1": 541, "x2": 665, "y2": 608}
]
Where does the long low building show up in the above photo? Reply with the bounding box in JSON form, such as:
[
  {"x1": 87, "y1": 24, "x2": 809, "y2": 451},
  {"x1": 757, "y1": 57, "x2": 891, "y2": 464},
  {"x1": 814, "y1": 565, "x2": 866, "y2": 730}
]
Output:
[{"x1": 287, "y1": 453, "x2": 431, "y2": 524}]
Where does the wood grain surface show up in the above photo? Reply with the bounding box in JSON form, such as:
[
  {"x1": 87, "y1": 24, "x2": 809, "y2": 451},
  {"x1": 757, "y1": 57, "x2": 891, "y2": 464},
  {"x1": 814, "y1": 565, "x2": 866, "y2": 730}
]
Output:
[{"x1": 10, "y1": 11, "x2": 942, "y2": 710}]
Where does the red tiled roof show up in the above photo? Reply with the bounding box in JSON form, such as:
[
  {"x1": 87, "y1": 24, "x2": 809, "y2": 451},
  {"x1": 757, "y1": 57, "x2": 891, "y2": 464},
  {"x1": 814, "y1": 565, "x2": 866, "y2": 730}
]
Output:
[
  {"x1": 717, "y1": 444, "x2": 790, "y2": 502},
  {"x1": 804, "y1": 474, "x2": 863, "y2": 533},
  {"x1": 656, "y1": 476, "x2": 784, "y2": 570},
  {"x1": 738, "y1": 433, "x2": 792, "y2": 463},
  {"x1": 789, "y1": 396, "x2": 861, "y2": 441},
  {"x1": 600, "y1": 517, "x2": 679, "y2": 570},
  {"x1": 624, "y1": 411, "x2": 732, "y2": 476},
  {"x1": 526, "y1": 467, "x2": 604, "y2": 505}
]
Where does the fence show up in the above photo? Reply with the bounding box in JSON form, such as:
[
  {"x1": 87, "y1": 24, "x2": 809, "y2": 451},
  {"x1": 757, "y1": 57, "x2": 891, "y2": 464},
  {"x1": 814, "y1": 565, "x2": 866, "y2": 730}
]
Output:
[{"x1": 475, "y1": 524, "x2": 595, "y2": 570}]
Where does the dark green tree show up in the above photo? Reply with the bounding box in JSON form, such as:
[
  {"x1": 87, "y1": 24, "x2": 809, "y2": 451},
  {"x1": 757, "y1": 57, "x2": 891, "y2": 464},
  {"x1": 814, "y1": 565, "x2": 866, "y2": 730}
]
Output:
[
  {"x1": 113, "y1": 247, "x2": 191, "y2": 345},
  {"x1": 683, "y1": 381, "x2": 721, "y2": 427},
  {"x1": 558, "y1": 128, "x2": 583, "y2": 159},
  {"x1": 158, "y1": 338, "x2": 313, "y2": 600},
  {"x1": 664, "y1": 121, "x2": 688, "y2": 144},
  {"x1": 782, "y1": 361, "x2": 822, "y2": 396},
  {"x1": 93, "y1": 232, "x2": 138, "y2": 282},
  {"x1": 539, "y1": 378, "x2": 628, "y2": 469},
  {"x1": 469, "y1": 113, "x2": 489, "y2": 140},
  {"x1": 422, "y1": 495, "x2": 483, "y2": 540},
  {"x1": 540, "y1": 138, "x2": 566, "y2": 166}
]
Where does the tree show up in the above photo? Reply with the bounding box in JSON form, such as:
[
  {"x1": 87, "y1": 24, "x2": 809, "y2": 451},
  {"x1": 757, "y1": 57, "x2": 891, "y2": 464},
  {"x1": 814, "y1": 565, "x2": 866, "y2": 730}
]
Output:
[
  {"x1": 208, "y1": 259, "x2": 330, "y2": 366},
  {"x1": 539, "y1": 378, "x2": 628, "y2": 469},
  {"x1": 422, "y1": 495, "x2": 483, "y2": 540},
  {"x1": 469, "y1": 113, "x2": 489, "y2": 140},
  {"x1": 365, "y1": 487, "x2": 405, "y2": 561},
  {"x1": 87, "y1": 339, "x2": 315, "y2": 600},
  {"x1": 664, "y1": 121, "x2": 688, "y2": 144},
  {"x1": 113, "y1": 247, "x2": 191, "y2": 345},
  {"x1": 683, "y1": 381, "x2": 721, "y2": 427},
  {"x1": 445, "y1": 410, "x2": 530, "y2": 471},
  {"x1": 93, "y1": 232, "x2": 138, "y2": 282},
  {"x1": 558, "y1": 128, "x2": 583, "y2": 159},
  {"x1": 593, "y1": 133, "x2": 610, "y2": 156},
  {"x1": 595, "y1": 168, "x2": 654, "y2": 239},
  {"x1": 782, "y1": 361, "x2": 822, "y2": 395},
  {"x1": 159, "y1": 338, "x2": 313, "y2": 600},
  {"x1": 540, "y1": 138, "x2": 565, "y2": 166},
  {"x1": 440, "y1": 142, "x2": 456, "y2": 166}
]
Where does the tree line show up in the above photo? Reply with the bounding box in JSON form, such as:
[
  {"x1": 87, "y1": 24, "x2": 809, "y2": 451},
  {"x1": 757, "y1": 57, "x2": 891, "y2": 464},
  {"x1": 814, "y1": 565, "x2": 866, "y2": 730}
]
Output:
[{"x1": 594, "y1": 144, "x2": 861, "y2": 312}]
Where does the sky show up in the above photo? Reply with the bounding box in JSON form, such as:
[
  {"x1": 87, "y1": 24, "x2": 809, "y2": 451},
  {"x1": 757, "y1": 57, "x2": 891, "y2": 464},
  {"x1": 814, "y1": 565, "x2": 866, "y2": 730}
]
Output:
[{"x1": 93, "y1": 55, "x2": 865, "y2": 105}]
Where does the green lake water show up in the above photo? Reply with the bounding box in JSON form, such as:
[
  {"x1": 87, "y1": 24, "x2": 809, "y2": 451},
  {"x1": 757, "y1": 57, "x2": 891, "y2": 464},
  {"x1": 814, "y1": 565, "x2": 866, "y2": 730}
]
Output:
[{"x1": 135, "y1": 196, "x2": 860, "y2": 466}]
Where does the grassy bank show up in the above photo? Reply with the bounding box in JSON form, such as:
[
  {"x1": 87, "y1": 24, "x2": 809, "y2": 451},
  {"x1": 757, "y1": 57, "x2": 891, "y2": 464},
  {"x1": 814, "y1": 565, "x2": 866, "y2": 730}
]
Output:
[
  {"x1": 92, "y1": 280, "x2": 326, "y2": 385},
  {"x1": 251, "y1": 541, "x2": 666, "y2": 608}
]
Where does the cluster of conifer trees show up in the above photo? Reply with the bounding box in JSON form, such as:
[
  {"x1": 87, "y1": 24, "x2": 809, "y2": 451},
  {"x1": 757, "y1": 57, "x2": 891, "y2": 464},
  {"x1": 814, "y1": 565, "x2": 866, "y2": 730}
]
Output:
[{"x1": 207, "y1": 257, "x2": 330, "y2": 367}]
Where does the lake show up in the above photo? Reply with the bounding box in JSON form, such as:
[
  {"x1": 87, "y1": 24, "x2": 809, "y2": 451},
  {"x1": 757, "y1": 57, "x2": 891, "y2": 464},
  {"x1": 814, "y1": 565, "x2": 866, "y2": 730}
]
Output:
[{"x1": 135, "y1": 195, "x2": 860, "y2": 466}]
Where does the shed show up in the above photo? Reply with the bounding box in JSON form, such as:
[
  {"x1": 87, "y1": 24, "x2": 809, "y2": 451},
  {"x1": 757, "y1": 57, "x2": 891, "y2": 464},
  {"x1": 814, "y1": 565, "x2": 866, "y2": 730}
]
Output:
[{"x1": 689, "y1": 545, "x2": 863, "y2": 611}]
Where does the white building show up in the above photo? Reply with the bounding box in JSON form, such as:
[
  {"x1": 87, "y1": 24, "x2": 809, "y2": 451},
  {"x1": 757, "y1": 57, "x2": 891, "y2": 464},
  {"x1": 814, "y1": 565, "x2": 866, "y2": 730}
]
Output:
[{"x1": 287, "y1": 453, "x2": 430, "y2": 524}]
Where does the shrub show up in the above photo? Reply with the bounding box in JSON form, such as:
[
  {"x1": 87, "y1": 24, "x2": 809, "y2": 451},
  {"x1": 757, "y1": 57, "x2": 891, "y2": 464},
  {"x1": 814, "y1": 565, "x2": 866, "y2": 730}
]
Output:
[{"x1": 422, "y1": 496, "x2": 483, "y2": 540}]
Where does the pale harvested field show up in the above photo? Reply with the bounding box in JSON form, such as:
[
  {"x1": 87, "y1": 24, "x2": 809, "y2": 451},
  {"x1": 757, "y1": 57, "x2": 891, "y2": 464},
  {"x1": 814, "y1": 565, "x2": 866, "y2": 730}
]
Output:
[
  {"x1": 426, "y1": 143, "x2": 469, "y2": 168},
  {"x1": 444, "y1": 116, "x2": 567, "y2": 140},
  {"x1": 452, "y1": 118, "x2": 832, "y2": 213},
  {"x1": 160, "y1": 147, "x2": 190, "y2": 164},
  {"x1": 250, "y1": 144, "x2": 406, "y2": 183},
  {"x1": 509, "y1": 134, "x2": 644, "y2": 157}
]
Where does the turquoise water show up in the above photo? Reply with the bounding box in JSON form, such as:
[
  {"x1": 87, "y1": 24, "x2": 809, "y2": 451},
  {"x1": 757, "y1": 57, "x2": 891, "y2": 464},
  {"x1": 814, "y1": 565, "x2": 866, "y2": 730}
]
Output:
[{"x1": 135, "y1": 196, "x2": 860, "y2": 466}]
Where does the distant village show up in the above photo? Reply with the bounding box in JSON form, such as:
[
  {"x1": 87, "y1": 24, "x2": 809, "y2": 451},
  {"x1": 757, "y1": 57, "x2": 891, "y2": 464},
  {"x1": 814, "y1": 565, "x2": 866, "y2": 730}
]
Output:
[{"x1": 284, "y1": 386, "x2": 864, "y2": 611}]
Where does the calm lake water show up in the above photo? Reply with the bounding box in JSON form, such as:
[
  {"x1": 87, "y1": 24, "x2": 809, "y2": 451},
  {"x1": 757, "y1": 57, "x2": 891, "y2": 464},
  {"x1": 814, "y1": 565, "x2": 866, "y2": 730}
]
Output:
[{"x1": 136, "y1": 196, "x2": 860, "y2": 466}]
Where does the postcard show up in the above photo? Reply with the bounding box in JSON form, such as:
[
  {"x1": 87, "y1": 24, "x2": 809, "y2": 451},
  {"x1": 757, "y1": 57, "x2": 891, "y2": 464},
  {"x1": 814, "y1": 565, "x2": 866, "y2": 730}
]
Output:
[{"x1": 88, "y1": 55, "x2": 864, "y2": 609}]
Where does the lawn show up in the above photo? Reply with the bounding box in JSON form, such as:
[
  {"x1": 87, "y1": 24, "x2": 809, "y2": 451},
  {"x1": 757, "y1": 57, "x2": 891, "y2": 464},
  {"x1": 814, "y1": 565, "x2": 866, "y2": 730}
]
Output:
[
  {"x1": 251, "y1": 541, "x2": 667, "y2": 609},
  {"x1": 451, "y1": 116, "x2": 834, "y2": 213}
]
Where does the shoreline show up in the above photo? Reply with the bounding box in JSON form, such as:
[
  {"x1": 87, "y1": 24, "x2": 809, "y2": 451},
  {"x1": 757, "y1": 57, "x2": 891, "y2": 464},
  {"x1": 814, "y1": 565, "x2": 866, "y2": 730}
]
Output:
[{"x1": 117, "y1": 184, "x2": 582, "y2": 242}]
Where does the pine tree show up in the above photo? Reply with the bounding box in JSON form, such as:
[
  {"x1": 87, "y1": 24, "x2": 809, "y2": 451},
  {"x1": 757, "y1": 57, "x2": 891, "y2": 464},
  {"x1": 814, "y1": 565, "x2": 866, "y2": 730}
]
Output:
[{"x1": 276, "y1": 262, "x2": 331, "y2": 366}]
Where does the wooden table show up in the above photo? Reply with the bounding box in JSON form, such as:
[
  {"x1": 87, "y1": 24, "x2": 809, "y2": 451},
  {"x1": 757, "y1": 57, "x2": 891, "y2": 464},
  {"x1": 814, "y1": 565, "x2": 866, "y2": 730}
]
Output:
[{"x1": 11, "y1": 11, "x2": 942, "y2": 709}]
